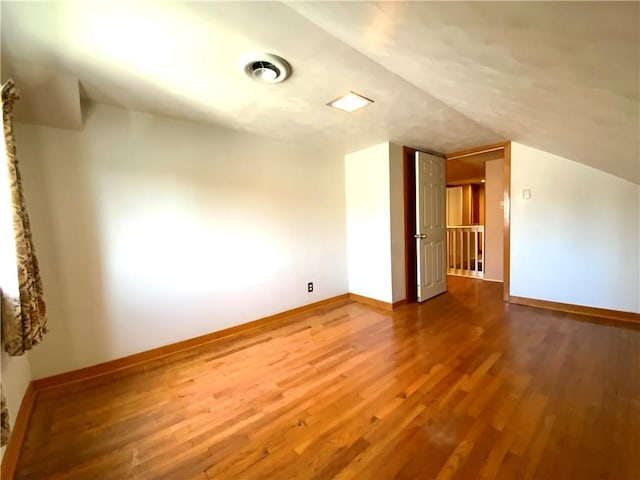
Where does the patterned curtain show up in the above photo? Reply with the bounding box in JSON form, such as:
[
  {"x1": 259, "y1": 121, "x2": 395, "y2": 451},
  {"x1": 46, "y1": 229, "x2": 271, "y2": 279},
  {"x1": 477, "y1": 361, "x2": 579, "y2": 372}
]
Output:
[
  {"x1": 0, "y1": 79, "x2": 48, "y2": 356},
  {"x1": 0, "y1": 79, "x2": 48, "y2": 446},
  {"x1": 1, "y1": 387, "x2": 9, "y2": 447}
]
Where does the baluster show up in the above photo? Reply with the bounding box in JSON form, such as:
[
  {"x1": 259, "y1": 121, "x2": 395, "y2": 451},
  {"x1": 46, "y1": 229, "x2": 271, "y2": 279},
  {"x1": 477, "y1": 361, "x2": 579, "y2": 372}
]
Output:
[
  {"x1": 461, "y1": 229, "x2": 464, "y2": 272},
  {"x1": 459, "y1": 229, "x2": 463, "y2": 273},
  {"x1": 448, "y1": 229, "x2": 452, "y2": 272},
  {"x1": 466, "y1": 229, "x2": 471, "y2": 273},
  {"x1": 481, "y1": 228, "x2": 485, "y2": 276},
  {"x1": 474, "y1": 228, "x2": 478, "y2": 274},
  {"x1": 449, "y1": 229, "x2": 452, "y2": 271},
  {"x1": 463, "y1": 229, "x2": 467, "y2": 272},
  {"x1": 453, "y1": 229, "x2": 457, "y2": 272}
]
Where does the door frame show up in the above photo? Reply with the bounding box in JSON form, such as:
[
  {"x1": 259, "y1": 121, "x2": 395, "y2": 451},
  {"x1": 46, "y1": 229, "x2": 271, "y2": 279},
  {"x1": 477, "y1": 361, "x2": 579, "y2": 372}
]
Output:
[
  {"x1": 403, "y1": 141, "x2": 512, "y2": 303},
  {"x1": 402, "y1": 146, "x2": 419, "y2": 303}
]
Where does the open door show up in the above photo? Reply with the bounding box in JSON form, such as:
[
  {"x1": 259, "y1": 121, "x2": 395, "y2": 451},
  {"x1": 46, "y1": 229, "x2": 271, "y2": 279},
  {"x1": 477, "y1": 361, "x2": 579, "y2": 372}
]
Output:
[{"x1": 415, "y1": 151, "x2": 447, "y2": 302}]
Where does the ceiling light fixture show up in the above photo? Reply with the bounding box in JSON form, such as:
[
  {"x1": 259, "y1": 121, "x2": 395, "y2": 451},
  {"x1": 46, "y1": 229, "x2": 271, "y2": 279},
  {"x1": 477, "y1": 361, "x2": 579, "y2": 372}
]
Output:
[
  {"x1": 240, "y1": 53, "x2": 291, "y2": 84},
  {"x1": 327, "y1": 91, "x2": 373, "y2": 112}
]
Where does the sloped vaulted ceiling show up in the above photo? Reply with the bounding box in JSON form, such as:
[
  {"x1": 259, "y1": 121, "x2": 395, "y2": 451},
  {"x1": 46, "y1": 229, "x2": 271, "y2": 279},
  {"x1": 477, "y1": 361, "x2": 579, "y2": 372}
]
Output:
[
  {"x1": 0, "y1": 2, "x2": 500, "y2": 155},
  {"x1": 289, "y1": 1, "x2": 640, "y2": 183},
  {"x1": 2, "y1": 1, "x2": 638, "y2": 183}
]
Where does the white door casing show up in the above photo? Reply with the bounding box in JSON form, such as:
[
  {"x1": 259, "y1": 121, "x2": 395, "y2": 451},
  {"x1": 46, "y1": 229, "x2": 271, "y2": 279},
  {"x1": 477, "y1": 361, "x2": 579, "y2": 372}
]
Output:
[{"x1": 415, "y1": 151, "x2": 447, "y2": 302}]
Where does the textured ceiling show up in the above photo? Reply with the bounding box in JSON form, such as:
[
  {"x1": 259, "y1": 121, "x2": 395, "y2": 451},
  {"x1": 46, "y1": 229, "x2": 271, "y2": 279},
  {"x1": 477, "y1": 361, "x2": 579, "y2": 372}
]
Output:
[
  {"x1": 290, "y1": 1, "x2": 640, "y2": 183},
  {"x1": 2, "y1": 2, "x2": 638, "y2": 182},
  {"x1": 0, "y1": 1, "x2": 498, "y2": 155}
]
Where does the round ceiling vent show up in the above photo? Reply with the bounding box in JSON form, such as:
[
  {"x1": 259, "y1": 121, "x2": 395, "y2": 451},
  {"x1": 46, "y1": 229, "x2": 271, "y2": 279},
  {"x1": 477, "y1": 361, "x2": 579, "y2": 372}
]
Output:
[{"x1": 240, "y1": 53, "x2": 291, "y2": 84}]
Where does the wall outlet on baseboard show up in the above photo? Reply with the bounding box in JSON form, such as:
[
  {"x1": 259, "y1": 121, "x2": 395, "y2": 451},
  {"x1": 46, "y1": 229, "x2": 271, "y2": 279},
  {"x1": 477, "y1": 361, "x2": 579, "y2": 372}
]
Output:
[{"x1": 307, "y1": 282, "x2": 314, "y2": 293}]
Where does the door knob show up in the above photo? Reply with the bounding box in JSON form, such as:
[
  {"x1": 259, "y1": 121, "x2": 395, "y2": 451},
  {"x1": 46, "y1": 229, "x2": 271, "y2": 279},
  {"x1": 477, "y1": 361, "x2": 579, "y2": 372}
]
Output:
[{"x1": 414, "y1": 234, "x2": 428, "y2": 239}]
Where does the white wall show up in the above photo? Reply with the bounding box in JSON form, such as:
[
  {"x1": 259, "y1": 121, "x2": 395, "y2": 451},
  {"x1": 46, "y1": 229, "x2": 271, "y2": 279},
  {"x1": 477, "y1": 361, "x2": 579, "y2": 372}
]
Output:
[
  {"x1": 15, "y1": 103, "x2": 349, "y2": 378},
  {"x1": 345, "y1": 142, "x2": 406, "y2": 304},
  {"x1": 345, "y1": 143, "x2": 393, "y2": 302},
  {"x1": 446, "y1": 187, "x2": 463, "y2": 226},
  {"x1": 0, "y1": 351, "x2": 32, "y2": 459},
  {"x1": 484, "y1": 158, "x2": 504, "y2": 281},
  {"x1": 389, "y1": 143, "x2": 406, "y2": 303},
  {"x1": 510, "y1": 142, "x2": 640, "y2": 313},
  {"x1": 1, "y1": 61, "x2": 83, "y2": 130}
]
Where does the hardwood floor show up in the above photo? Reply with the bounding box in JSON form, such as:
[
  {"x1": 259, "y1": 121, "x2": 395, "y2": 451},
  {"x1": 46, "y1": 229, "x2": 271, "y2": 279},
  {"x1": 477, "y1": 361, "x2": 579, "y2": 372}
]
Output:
[{"x1": 15, "y1": 277, "x2": 640, "y2": 479}]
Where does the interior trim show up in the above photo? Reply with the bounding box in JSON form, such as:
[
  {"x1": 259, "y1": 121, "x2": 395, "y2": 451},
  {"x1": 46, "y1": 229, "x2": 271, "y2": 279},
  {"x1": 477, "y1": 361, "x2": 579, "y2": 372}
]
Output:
[
  {"x1": 1, "y1": 383, "x2": 36, "y2": 480},
  {"x1": 509, "y1": 296, "x2": 640, "y2": 324},
  {"x1": 32, "y1": 294, "x2": 351, "y2": 392},
  {"x1": 349, "y1": 293, "x2": 406, "y2": 311},
  {"x1": 402, "y1": 146, "x2": 419, "y2": 303},
  {"x1": 444, "y1": 141, "x2": 509, "y2": 160},
  {"x1": 392, "y1": 299, "x2": 407, "y2": 309},
  {"x1": 349, "y1": 293, "x2": 392, "y2": 311}
]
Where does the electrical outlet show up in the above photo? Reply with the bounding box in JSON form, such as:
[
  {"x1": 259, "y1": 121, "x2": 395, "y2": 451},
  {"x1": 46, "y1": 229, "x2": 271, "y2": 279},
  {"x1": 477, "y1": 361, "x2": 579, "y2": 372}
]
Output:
[{"x1": 307, "y1": 282, "x2": 314, "y2": 293}]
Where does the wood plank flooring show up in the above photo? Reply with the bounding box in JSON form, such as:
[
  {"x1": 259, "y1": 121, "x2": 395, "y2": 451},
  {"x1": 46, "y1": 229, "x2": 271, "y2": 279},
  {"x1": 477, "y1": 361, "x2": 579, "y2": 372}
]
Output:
[{"x1": 15, "y1": 277, "x2": 640, "y2": 479}]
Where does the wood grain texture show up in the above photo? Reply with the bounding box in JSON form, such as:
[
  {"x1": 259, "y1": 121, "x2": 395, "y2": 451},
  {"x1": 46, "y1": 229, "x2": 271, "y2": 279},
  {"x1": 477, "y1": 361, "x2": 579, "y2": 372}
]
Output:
[
  {"x1": 445, "y1": 141, "x2": 509, "y2": 160},
  {"x1": 510, "y1": 295, "x2": 640, "y2": 324},
  {"x1": 33, "y1": 294, "x2": 350, "y2": 392},
  {"x1": 1, "y1": 383, "x2": 35, "y2": 480},
  {"x1": 392, "y1": 299, "x2": 407, "y2": 309},
  {"x1": 14, "y1": 277, "x2": 640, "y2": 479}
]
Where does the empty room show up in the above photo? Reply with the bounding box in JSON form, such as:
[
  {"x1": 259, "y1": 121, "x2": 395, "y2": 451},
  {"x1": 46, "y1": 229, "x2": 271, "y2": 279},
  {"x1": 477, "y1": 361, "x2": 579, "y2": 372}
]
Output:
[{"x1": 1, "y1": 2, "x2": 639, "y2": 479}]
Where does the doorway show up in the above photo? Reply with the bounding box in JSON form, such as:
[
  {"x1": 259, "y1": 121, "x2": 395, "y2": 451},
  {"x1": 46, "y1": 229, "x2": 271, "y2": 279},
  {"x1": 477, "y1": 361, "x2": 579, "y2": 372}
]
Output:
[
  {"x1": 403, "y1": 142, "x2": 511, "y2": 304},
  {"x1": 446, "y1": 149, "x2": 505, "y2": 281}
]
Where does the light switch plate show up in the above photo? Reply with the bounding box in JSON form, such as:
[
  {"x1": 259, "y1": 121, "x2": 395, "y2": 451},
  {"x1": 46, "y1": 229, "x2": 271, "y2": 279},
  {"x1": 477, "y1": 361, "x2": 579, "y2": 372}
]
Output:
[{"x1": 523, "y1": 188, "x2": 532, "y2": 200}]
